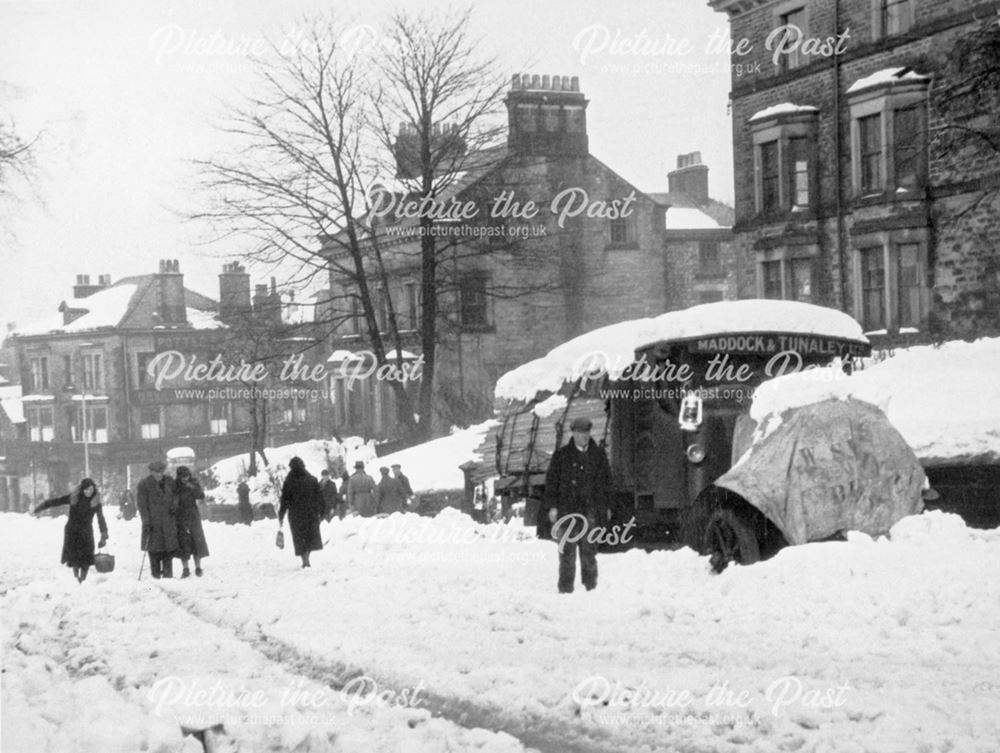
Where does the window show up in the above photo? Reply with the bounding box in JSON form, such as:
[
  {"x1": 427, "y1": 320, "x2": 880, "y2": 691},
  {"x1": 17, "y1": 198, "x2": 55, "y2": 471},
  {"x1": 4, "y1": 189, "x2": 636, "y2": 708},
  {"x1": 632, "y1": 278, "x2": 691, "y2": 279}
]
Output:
[
  {"x1": 27, "y1": 406, "x2": 54, "y2": 442},
  {"x1": 750, "y1": 108, "x2": 817, "y2": 215},
  {"x1": 209, "y1": 403, "x2": 228, "y2": 435},
  {"x1": 609, "y1": 216, "x2": 632, "y2": 245},
  {"x1": 82, "y1": 353, "x2": 103, "y2": 391},
  {"x1": 459, "y1": 274, "x2": 489, "y2": 330},
  {"x1": 698, "y1": 242, "x2": 723, "y2": 276},
  {"x1": 788, "y1": 136, "x2": 811, "y2": 208},
  {"x1": 778, "y1": 7, "x2": 807, "y2": 71},
  {"x1": 136, "y1": 352, "x2": 156, "y2": 387},
  {"x1": 760, "y1": 141, "x2": 781, "y2": 213},
  {"x1": 854, "y1": 237, "x2": 928, "y2": 332},
  {"x1": 860, "y1": 247, "x2": 887, "y2": 330},
  {"x1": 348, "y1": 296, "x2": 361, "y2": 336},
  {"x1": 29, "y1": 357, "x2": 49, "y2": 392},
  {"x1": 897, "y1": 243, "x2": 921, "y2": 327},
  {"x1": 140, "y1": 406, "x2": 161, "y2": 439},
  {"x1": 858, "y1": 114, "x2": 883, "y2": 194},
  {"x1": 789, "y1": 257, "x2": 814, "y2": 302},
  {"x1": 71, "y1": 405, "x2": 108, "y2": 443},
  {"x1": 404, "y1": 282, "x2": 419, "y2": 331},
  {"x1": 893, "y1": 105, "x2": 924, "y2": 190},
  {"x1": 879, "y1": 0, "x2": 913, "y2": 37},
  {"x1": 761, "y1": 261, "x2": 783, "y2": 299},
  {"x1": 757, "y1": 248, "x2": 817, "y2": 302},
  {"x1": 848, "y1": 71, "x2": 929, "y2": 196},
  {"x1": 280, "y1": 397, "x2": 306, "y2": 425},
  {"x1": 63, "y1": 355, "x2": 71, "y2": 387}
]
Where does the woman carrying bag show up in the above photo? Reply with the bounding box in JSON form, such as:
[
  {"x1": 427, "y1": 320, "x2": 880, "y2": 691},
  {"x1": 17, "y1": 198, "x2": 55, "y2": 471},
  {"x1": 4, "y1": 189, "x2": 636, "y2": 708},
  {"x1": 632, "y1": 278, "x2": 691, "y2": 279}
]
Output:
[
  {"x1": 278, "y1": 456, "x2": 324, "y2": 568},
  {"x1": 34, "y1": 478, "x2": 109, "y2": 583}
]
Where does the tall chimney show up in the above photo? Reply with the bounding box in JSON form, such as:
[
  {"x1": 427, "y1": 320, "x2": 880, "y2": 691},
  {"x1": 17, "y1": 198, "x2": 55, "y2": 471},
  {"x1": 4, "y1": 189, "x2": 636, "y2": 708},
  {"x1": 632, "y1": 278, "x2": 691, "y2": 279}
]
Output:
[
  {"x1": 156, "y1": 259, "x2": 187, "y2": 325},
  {"x1": 667, "y1": 151, "x2": 709, "y2": 203},
  {"x1": 505, "y1": 72, "x2": 589, "y2": 157},
  {"x1": 218, "y1": 262, "x2": 251, "y2": 323}
]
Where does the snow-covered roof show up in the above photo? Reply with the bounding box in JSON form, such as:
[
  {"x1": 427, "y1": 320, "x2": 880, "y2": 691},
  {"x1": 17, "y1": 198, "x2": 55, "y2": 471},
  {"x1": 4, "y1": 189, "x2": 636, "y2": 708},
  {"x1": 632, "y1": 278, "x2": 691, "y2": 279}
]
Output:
[
  {"x1": 0, "y1": 384, "x2": 25, "y2": 424},
  {"x1": 748, "y1": 103, "x2": 819, "y2": 122},
  {"x1": 664, "y1": 207, "x2": 727, "y2": 230},
  {"x1": 847, "y1": 67, "x2": 929, "y2": 95},
  {"x1": 185, "y1": 308, "x2": 226, "y2": 330},
  {"x1": 750, "y1": 337, "x2": 1000, "y2": 465},
  {"x1": 495, "y1": 300, "x2": 867, "y2": 402},
  {"x1": 15, "y1": 285, "x2": 139, "y2": 336}
]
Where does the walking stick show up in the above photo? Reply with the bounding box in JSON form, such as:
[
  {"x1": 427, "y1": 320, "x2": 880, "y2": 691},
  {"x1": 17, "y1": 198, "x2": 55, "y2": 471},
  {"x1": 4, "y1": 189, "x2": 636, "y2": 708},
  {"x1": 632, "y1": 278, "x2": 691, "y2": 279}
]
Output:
[{"x1": 138, "y1": 551, "x2": 147, "y2": 581}]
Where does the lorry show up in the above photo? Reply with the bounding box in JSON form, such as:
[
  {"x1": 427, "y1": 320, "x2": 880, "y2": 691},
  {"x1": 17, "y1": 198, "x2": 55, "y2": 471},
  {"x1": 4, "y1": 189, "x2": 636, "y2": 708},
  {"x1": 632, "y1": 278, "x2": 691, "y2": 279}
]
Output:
[{"x1": 486, "y1": 300, "x2": 998, "y2": 569}]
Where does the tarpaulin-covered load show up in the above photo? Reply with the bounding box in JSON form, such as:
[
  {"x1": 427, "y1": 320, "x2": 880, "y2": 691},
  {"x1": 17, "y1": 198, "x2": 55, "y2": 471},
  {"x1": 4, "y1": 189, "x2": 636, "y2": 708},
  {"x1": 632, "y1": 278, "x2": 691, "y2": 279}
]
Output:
[{"x1": 716, "y1": 398, "x2": 925, "y2": 545}]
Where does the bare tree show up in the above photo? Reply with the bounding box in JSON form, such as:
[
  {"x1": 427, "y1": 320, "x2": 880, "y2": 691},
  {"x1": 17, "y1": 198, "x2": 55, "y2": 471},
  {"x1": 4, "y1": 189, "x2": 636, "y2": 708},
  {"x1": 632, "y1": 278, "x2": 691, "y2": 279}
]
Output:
[
  {"x1": 192, "y1": 16, "x2": 427, "y2": 440},
  {"x1": 368, "y1": 7, "x2": 508, "y2": 437}
]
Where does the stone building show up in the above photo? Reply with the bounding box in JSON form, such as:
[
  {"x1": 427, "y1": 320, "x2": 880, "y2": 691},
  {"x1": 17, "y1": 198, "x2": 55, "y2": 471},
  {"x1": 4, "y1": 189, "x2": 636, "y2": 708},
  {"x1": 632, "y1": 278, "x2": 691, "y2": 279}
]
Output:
[
  {"x1": 321, "y1": 75, "x2": 735, "y2": 438},
  {"x1": 709, "y1": 0, "x2": 1000, "y2": 341},
  {"x1": 2, "y1": 261, "x2": 325, "y2": 500}
]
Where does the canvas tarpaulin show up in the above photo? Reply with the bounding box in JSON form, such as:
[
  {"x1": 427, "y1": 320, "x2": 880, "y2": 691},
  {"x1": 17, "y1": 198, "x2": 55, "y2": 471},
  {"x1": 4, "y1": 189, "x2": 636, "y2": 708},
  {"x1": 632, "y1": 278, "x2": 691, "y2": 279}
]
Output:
[{"x1": 715, "y1": 398, "x2": 924, "y2": 545}]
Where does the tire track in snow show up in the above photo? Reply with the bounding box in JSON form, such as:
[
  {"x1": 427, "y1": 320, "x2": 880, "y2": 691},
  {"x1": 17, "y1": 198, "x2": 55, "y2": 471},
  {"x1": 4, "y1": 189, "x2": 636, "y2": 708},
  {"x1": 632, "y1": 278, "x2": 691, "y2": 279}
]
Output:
[{"x1": 160, "y1": 585, "x2": 698, "y2": 753}]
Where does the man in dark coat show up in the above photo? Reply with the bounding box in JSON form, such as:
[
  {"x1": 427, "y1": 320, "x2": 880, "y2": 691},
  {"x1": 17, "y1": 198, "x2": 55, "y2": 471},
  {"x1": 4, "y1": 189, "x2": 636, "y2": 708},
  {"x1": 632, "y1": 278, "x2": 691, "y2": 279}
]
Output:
[
  {"x1": 375, "y1": 466, "x2": 407, "y2": 515},
  {"x1": 236, "y1": 479, "x2": 253, "y2": 526},
  {"x1": 544, "y1": 417, "x2": 612, "y2": 594},
  {"x1": 319, "y1": 470, "x2": 343, "y2": 521},
  {"x1": 137, "y1": 460, "x2": 179, "y2": 579},
  {"x1": 279, "y1": 456, "x2": 324, "y2": 568}
]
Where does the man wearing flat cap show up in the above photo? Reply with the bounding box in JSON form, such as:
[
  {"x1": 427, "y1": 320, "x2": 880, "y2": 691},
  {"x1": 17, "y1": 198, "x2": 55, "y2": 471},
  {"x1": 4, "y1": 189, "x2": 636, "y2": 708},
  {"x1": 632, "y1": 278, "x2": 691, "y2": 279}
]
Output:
[
  {"x1": 347, "y1": 460, "x2": 377, "y2": 517},
  {"x1": 544, "y1": 416, "x2": 612, "y2": 593},
  {"x1": 137, "y1": 459, "x2": 178, "y2": 578}
]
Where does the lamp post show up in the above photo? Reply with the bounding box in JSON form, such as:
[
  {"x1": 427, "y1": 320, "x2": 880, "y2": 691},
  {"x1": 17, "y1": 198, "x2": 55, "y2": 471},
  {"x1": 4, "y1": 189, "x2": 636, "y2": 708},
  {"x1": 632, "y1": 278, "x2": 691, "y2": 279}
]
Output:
[{"x1": 65, "y1": 383, "x2": 90, "y2": 479}]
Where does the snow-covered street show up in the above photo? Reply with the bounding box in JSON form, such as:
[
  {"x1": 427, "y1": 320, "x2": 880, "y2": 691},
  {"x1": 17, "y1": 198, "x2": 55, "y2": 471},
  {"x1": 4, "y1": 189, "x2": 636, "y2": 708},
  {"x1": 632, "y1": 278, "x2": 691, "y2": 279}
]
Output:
[{"x1": 4, "y1": 508, "x2": 999, "y2": 752}]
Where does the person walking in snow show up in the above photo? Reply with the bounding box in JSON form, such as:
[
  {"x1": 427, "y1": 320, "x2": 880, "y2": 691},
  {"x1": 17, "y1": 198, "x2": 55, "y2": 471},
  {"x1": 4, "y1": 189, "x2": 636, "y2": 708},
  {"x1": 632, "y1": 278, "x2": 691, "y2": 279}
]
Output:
[
  {"x1": 544, "y1": 417, "x2": 612, "y2": 594},
  {"x1": 347, "y1": 461, "x2": 377, "y2": 517},
  {"x1": 137, "y1": 460, "x2": 179, "y2": 579},
  {"x1": 278, "y1": 457, "x2": 324, "y2": 568},
  {"x1": 319, "y1": 469, "x2": 343, "y2": 521},
  {"x1": 391, "y1": 463, "x2": 414, "y2": 509},
  {"x1": 34, "y1": 478, "x2": 109, "y2": 583},
  {"x1": 375, "y1": 466, "x2": 407, "y2": 515},
  {"x1": 236, "y1": 478, "x2": 253, "y2": 526},
  {"x1": 174, "y1": 466, "x2": 209, "y2": 578}
]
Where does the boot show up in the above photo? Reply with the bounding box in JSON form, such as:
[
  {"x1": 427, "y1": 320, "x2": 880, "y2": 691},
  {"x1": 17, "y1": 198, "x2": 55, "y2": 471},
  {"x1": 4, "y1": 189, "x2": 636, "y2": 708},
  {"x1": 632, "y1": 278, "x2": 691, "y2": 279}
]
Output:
[
  {"x1": 181, "y1": 567, "x2": 191, "y2": 579},
  {"x1": 195, "y1": 567, "x2": 203, "y2": 577}
]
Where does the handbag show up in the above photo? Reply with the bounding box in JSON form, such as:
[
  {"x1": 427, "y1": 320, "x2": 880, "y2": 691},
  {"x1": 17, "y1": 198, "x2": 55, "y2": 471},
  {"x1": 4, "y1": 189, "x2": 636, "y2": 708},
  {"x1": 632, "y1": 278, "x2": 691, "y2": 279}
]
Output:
[{"x1": 275, "y1": 530, "x2": 285, "y2": 549}]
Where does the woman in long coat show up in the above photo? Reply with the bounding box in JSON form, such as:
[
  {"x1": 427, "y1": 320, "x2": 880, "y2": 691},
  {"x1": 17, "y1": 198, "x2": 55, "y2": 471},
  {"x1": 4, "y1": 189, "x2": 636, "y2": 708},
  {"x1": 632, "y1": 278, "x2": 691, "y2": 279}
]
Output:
[
  {"x1": 174, "y1": 466, "x2": 209, "y2": 578},
  {"x1": 278, "y1": 456, "x2": 324, "y2": 568},
  {"x1": 34, "y1": 478, "x2": 108, "y2": 583}
]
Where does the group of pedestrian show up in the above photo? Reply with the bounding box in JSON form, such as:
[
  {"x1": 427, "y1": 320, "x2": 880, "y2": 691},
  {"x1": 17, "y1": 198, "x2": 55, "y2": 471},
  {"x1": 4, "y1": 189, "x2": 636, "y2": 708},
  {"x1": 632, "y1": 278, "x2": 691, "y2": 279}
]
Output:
[
  {"x1": 345, "y1": 461, "x2": 413, "y2": 516},
  {"x1": 35, "y1": 455, "x2": 419, "y2": 580},
  {"x1": 136, "y1": 461, "x2": 210, "y2": 579}
]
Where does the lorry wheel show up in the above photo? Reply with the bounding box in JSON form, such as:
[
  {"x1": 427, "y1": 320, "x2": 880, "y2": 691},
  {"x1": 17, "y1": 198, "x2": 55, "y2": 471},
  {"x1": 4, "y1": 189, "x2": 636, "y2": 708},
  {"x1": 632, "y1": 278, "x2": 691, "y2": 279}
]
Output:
[{"x1": 703, "y1": 507, "x2": 760, "y2": 573}]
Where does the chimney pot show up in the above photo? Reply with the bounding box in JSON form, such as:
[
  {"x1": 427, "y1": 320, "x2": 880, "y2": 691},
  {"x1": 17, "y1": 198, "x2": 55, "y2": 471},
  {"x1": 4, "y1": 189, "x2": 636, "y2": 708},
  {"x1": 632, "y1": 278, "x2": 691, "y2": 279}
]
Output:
[
  {"x1": 542, "y1": 74, "x2": 550, "y2": 89},
  {"x1": 512, "y1": 73, "x2": 520, "y2": 89}
]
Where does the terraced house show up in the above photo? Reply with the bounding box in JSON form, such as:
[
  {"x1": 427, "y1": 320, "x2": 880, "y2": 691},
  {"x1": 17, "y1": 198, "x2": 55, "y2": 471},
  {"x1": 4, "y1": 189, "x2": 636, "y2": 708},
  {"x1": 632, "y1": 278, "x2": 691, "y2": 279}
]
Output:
[
  {"x1": 2, "y1": 261, "x2": 326, "y2": 500},
  {"x1": 709, "y1": 0, "x2": 1000, "y2": 341}
]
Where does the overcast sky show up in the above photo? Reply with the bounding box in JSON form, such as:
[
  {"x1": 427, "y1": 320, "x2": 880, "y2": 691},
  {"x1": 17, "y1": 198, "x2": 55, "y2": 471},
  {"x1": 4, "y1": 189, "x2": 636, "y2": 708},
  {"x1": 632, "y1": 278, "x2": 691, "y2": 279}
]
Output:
[{"x1": 0, "y1": 0, "x2": 733, "y2": 331}]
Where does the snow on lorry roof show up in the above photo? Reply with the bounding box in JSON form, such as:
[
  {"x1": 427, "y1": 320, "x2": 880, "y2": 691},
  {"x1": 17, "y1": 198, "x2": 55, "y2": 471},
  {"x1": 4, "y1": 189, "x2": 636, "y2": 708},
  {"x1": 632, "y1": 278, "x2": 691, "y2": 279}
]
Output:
[{"x1": 495, "y1": 300, "x2": 868, "y2": 402}]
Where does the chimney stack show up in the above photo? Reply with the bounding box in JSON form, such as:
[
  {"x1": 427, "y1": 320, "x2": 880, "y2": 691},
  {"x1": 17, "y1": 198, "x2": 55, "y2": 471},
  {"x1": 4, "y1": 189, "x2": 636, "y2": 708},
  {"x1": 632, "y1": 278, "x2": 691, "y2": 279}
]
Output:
[
  {"x1": 505, "y1": 72, "x2": 589, "y2": 157},
  {"x1": 667, "y1": 151, "x2": 709, "y2": 204},
  {"x1": 72, "y1": 274, "x2": 112, "y2": 299},
  {"x1": 155, "y1": 259, "x2": 187, "y2": 325},
  {"x1": 218, "y1": 261, "x2": 251, "y2": 323}
]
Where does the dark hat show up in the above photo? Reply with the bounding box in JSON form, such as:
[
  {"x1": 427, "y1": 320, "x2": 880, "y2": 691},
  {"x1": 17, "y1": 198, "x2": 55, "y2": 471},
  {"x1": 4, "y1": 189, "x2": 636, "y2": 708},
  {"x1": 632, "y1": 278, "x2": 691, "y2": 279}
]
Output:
[
  {"x1": 148, "y1": 460, "x2": 167, "y2": 472},
  {"x1": 320, "y1": 469, "x2": 330, "y2": 476},
  {"x1": 569, "y1": 417, "x2": 593, "y2": 432},
  {"x1": 390, "y1": 463, "x2": 402, "y2": 469},
  {"x1": 379, "y1": 466, "x2": 389, "y2": 474},
  {"x1": 354, "y1": 461, "x2": 365, "y2": 469}
]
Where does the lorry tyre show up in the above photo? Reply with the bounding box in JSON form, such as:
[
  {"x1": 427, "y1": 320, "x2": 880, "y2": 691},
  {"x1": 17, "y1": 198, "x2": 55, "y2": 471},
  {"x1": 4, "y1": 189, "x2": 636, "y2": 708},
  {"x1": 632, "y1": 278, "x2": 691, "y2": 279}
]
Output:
[{"x1": 703, "y1": 506, "x2": 760, "y2": 572}]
